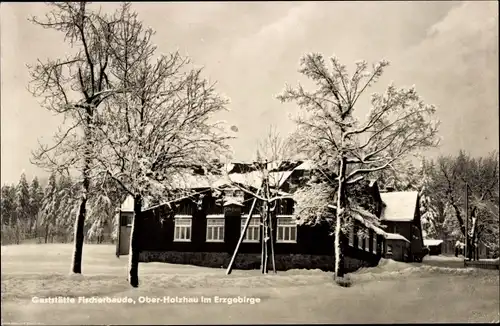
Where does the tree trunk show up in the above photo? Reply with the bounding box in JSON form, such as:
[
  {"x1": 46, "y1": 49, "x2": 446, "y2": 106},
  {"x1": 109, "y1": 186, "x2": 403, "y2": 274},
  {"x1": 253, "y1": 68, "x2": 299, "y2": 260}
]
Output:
[
  {"x1": 260, "y1": 204, "x2": 265, "y2": 273},
  {"x1": 44, "y1": 224, "x2": 49, "y2": 244},
  {"x1": 71, "y1": 107, "x2": 93, "y2": 274},
  {"x1": 128, "y1": 194, "x2": 142, "y2": 287},
  {"x1": 263, "y1": 201, "x2": 269, "y2": 274},
  {"x1": 116, "y1": 211, "x2": 121, "y2": 258},
  {"x1": 269, "y1": 206, "x2": 277, "y2": 274},
  {"x1": 32, "y1": 217, "x2": 38, "y2": 240},
  {"x1": 334, "y1": 156, "x2": 347, "y2": 279},
  {"x1": 71, "y1": 170, "x2": 89, "y2": 274}
]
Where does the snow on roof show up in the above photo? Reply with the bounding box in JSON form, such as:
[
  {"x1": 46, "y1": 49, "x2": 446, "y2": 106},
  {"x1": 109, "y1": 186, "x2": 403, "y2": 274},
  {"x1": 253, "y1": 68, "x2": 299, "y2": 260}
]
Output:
[
  {"x1": 294, "y1": 160, "x2": 314, "y2": 170},
  {"x1": 120, "y1": 167, "x2": 293, "y2": 213},
  {"x1": 371, "y1": 225, "x2": 387, "y2": 236},
  {"x1": 221, "y1": 171, "x2": 262, "y2": 189},
  {"x1": 120, "y1": 195, "x2": 151, "y2": 212},
  {"x1": 380, "y1": 191, "x2": 419, "y2": 222},
  {"x1": 220, "y1": 170, "x2": 293, "y2": 189},
  {"x1": 385, "y1": 233, "x2": 410, "y2": 243},
  {"x1": 121, "y1": 195, "x2": 134, "y2": 212},
  {"x1": 169, "y1": 173, "x2": 221, "y2": 189},
  {"x1": 352, "y1": 207, "x2": 387, "y2": 236},
  {"x1": 423, "y1": 239, "x2": 444, "y2": 246},
  {"x1": 269, "y1": 171, "x2": 293, "y2": 188},
  {"x1": 223, "y1": 198, "x2": 244, "y2": 207}
]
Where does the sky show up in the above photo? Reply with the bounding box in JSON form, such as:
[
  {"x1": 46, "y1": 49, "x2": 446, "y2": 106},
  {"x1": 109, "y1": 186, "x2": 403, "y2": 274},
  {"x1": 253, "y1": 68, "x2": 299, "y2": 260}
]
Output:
[{"x1": 1, "y1": 1, "x2": 498, "y2": 185}]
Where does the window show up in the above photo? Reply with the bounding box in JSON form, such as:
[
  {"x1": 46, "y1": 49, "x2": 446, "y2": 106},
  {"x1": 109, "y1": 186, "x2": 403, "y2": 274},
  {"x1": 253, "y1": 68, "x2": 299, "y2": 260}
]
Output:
[
  {"x1": 348, "y1": 225, "x2": 354, "y2": 247},
  {"x1": 121, "y1": 213, "x2": 133, "y2": 226},
  {"x1": 358, "y1": 231, "x2": 364, "y2": 250},
  {"x1": 373, "y1": 236, "x2": 377, "y2": 254},
  {"x1": 277, "y1": 215, "x2": 297, "y2": 243},
  {"x1": 387, "y1": 244, "x2": 393, "y2": 254},
  {"x1": 241, "y1": 215, "x2": 260, "y2": 242},
  {"x1": 206, "y1": 216, "x2": 224, "y2": 242},
  {"x1": 174, "y1": 217, "x2": 192, "y2": 242}
]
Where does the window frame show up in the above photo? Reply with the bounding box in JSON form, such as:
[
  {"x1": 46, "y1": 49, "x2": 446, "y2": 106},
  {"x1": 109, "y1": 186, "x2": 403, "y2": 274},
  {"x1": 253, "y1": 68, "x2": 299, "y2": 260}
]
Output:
[
  {"x1": 173, "y1": 215, "x2": 192, "y2": 242},
  {"x1": 357, "y1": 229, "x2": 364, "y2": 250},
  {"x1": 206, "y1": 214, "x2": 225, "y2": 242},
  {"x1": 241, "y1": 214, "x2": 261, "y2": 243},
  {"x1": 276, "y1": 215, "x2": 297, "y2": 243}
]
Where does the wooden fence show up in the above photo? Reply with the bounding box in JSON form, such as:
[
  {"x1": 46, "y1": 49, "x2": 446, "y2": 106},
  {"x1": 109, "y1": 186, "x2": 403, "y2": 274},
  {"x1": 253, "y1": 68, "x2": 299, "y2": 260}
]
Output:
[{"x1": 464, "y1": 259, "x2": 500, "y2": 270}]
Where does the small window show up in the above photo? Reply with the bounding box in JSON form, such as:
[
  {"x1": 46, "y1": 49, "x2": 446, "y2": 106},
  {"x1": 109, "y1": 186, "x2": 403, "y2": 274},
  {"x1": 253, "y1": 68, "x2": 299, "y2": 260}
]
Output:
[
  {"x1": 373, "y1": 236, "x2": 377, "y2": 254},
  {"x1": 387, "y1": 244, "x2": 393, "y2": 254},
  {"x1": 277, "y1": 215, "x2": 297, "y2": 243},
  {"x1": 241, "y1": 215, "x2": 260, "y2": 242},
  {"x1": 358, "y1": 231, "x2": 364, "y2": 250},
  {"x1": 206, "y1": 217, "x2": 224, "y2": 242},
  {"x1": 121, "y1": 214, "x2": 133, "y2": 226},
  {"x1": 174, "y1": 217, "x2": 192, "y2": 242}
]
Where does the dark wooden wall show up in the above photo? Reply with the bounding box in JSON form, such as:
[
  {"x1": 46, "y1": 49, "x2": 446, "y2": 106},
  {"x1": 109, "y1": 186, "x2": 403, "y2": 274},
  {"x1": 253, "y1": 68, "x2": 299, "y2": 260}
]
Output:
[{"x1": 132, "y1": 193, "x2": 385, "y2": 264}]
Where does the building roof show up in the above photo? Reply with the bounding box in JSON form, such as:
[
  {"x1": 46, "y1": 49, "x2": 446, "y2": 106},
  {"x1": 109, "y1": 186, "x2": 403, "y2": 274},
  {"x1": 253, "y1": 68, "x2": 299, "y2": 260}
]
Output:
[
  {"x1": 169, "y1": 173, "x2": 221, "y2": 189},
  {"x1": 385, "y1": 233, "x2": 410, "y2": 243},
  {"x1": 223, "y1": 198, "x2": 244, "y2": 207},
  {"x1": 294, "y1": 160, "x2": 314, "y2": 170},
  {"x1": 121, "y1": 195, "x2": 134, "y2": 212},
  {"x1": 120, "y1": 166, "x2": 294, "y2": 212},
  {"x1": 120, "y1": 195, "x2": 151, "y2": 212},
  {"x1": 352, "y1": 207, "x2": 387, "y2": 236},
  {"x1": 423, "y1": 239, "x2": 444, "y2": 246},
  {"x1": 217, "y1": 170, "x2": 293, "y2": 189},
  {"x1": 380, "y1": 191, "x2": 419, "y2": 222}
]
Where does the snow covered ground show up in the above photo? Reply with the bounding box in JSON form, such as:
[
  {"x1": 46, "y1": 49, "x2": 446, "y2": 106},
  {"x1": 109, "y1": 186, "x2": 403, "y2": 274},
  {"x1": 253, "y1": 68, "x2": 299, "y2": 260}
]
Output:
[{"x1": 2, "y1": 244, "x2": 499, "y2": 324}]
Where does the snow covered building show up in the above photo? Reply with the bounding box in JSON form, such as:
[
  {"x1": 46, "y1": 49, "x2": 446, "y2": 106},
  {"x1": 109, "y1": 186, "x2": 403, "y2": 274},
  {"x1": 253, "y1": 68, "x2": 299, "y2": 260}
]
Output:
[
  {"x1": 379, "y1": 191, "x2": 426, "y2": 262},
  {"x1": 116, "y1": 161, "x2": 424, "y2": 272},
  {"x1": 423, "y1": 239, "x2": 443, "y2": 255}
]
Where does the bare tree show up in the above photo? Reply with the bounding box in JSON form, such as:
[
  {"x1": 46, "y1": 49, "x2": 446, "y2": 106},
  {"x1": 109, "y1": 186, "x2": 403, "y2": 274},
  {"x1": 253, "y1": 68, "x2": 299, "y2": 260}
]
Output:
[
  {"x1": 434, "y1": 151, "x2": 499, "y2": 258},
  {"x1": 27, "y1": 2, "x2": 143, "y2": 274},
  {"x1": 91, "y1": 10, "x2": 232, "y2": 285},
  {"x1": 277, "y1": 53, "x2": 440, "y2": 280},
  {"x1": 225, "y1": 126, "x2": 293, "y2": 275}
]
